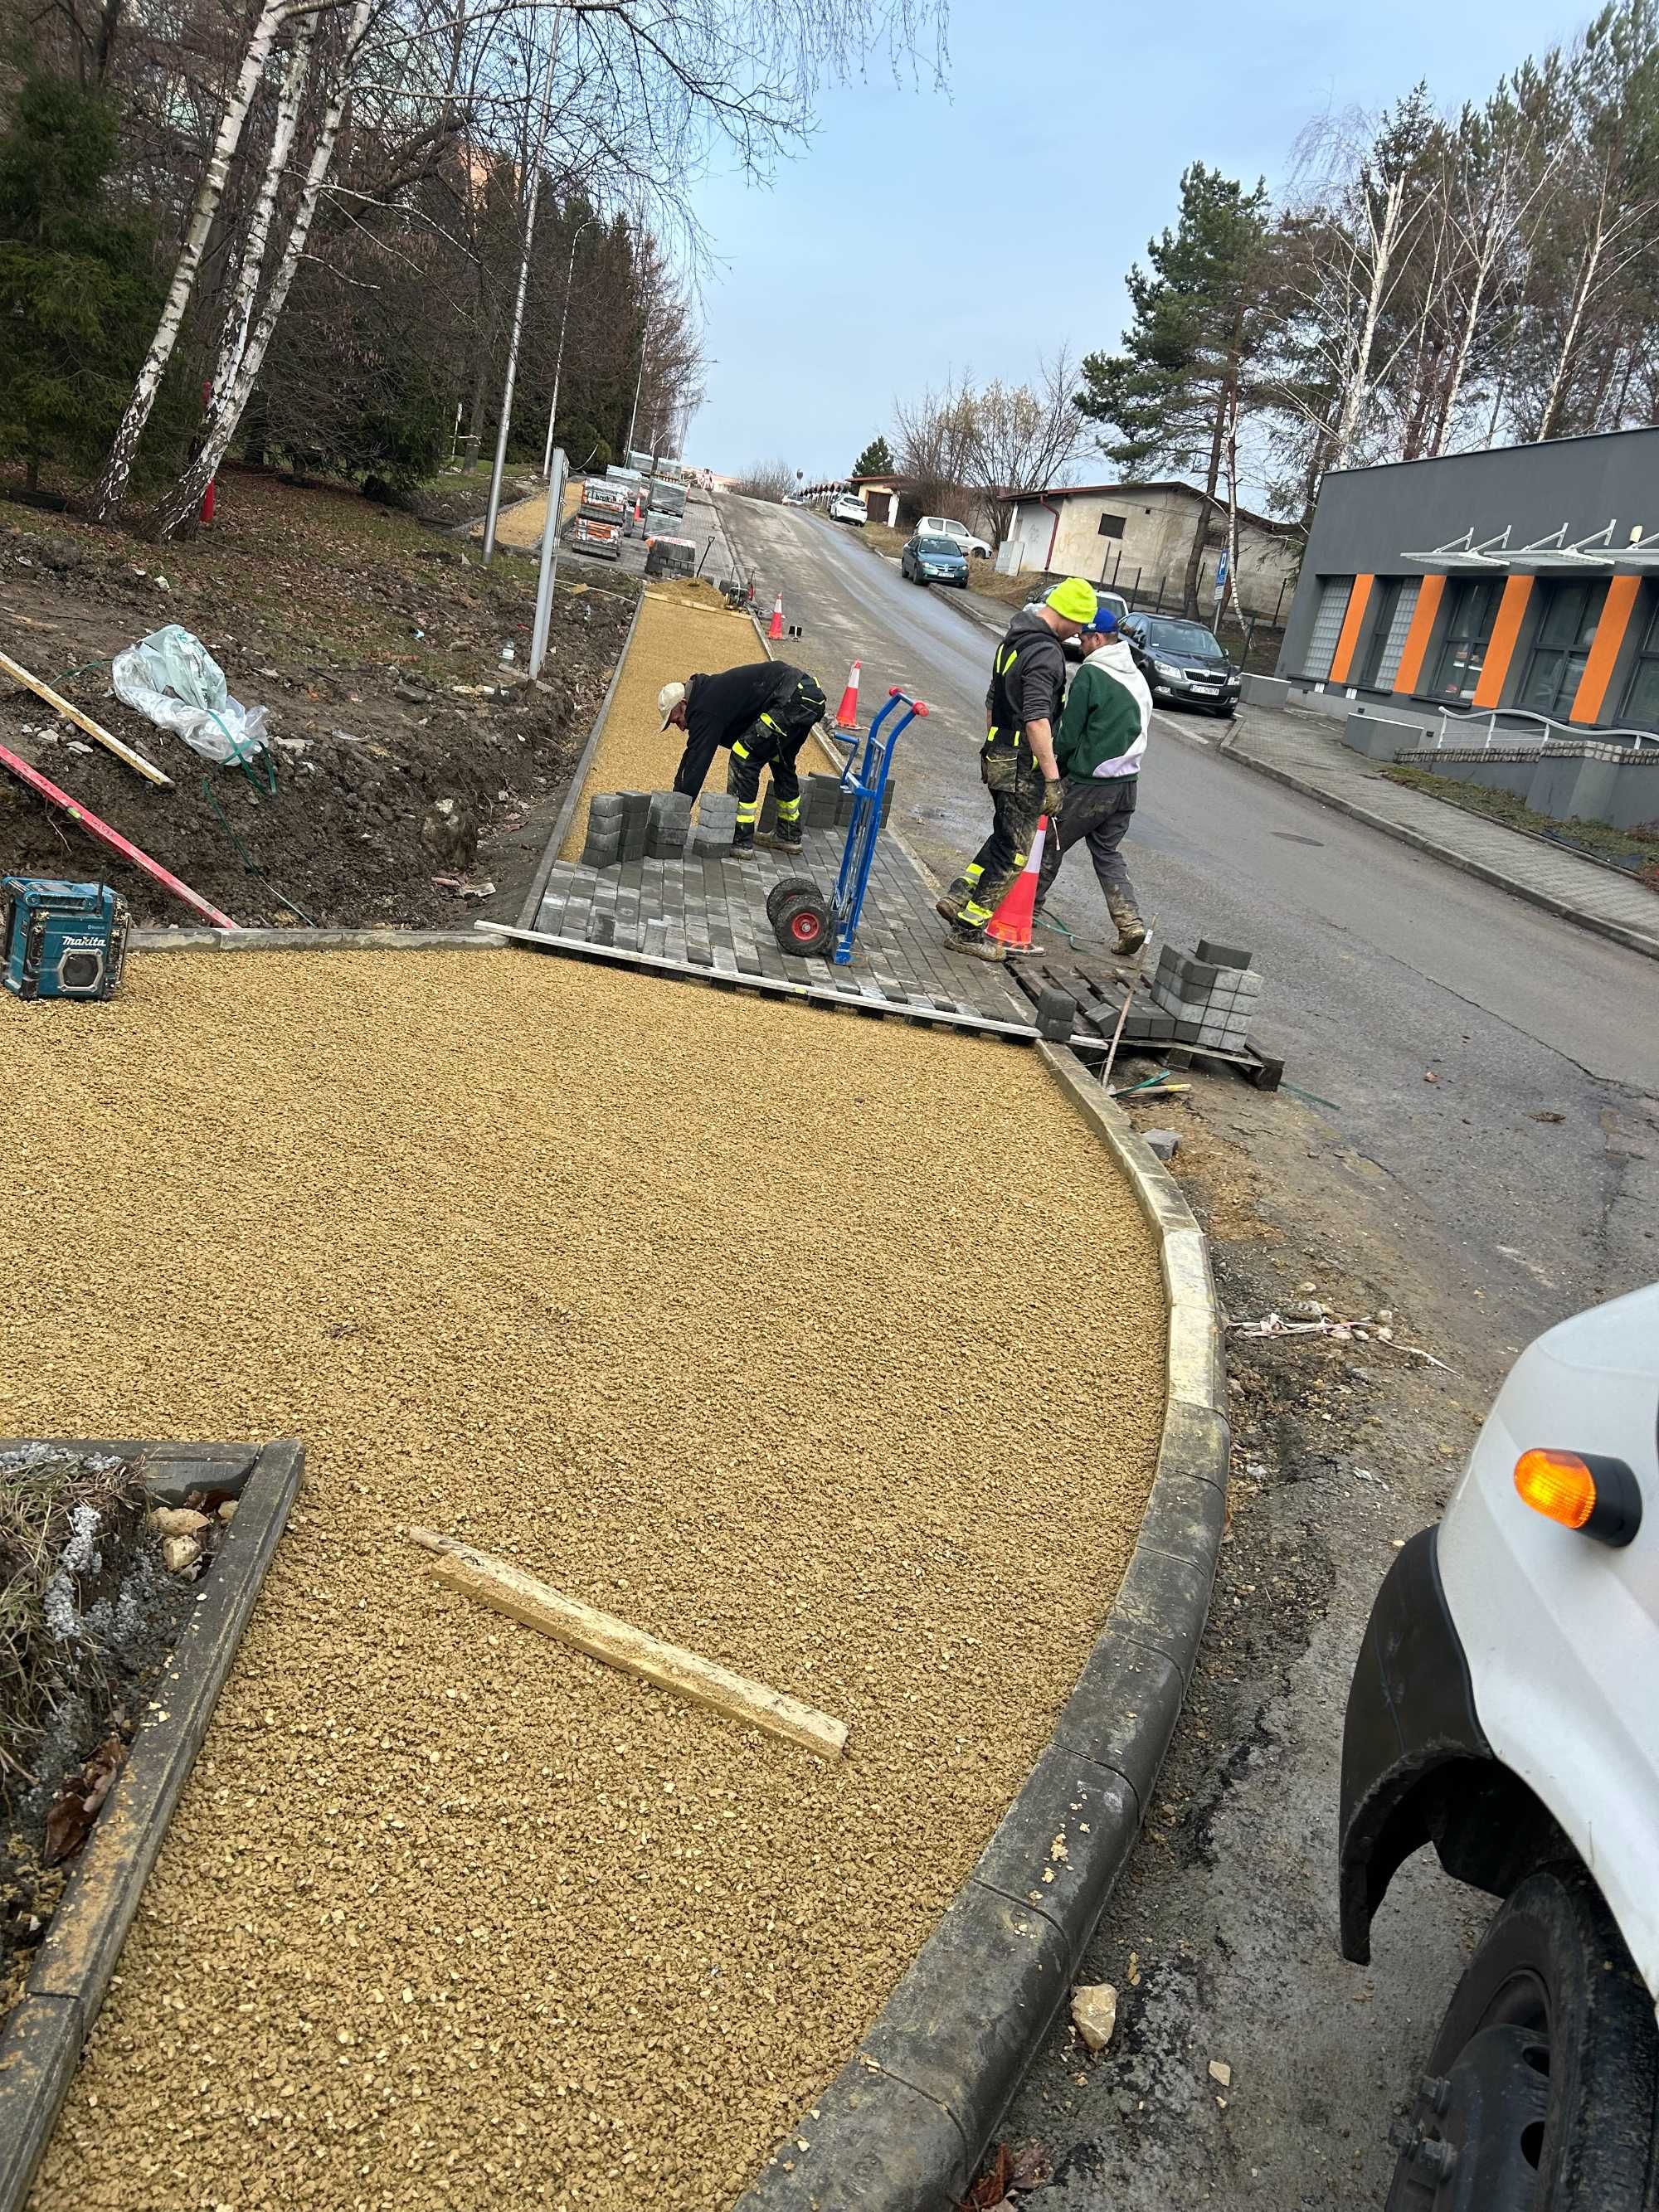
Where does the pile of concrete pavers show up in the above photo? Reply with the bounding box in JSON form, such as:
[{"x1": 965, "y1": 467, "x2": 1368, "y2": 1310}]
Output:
[
  {"x1": 577, "y1": 772, "x2": 893, "y2": 868},
  {"x1": 1147, "y1": 938, "x2": 1262, "y2": 1053}
]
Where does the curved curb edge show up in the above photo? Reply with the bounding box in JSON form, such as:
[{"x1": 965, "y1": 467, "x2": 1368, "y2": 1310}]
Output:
[
  {"x1": 0, "y1": 1438, "x2": 304, "y2": 2212},
  {"x1": 734, "y1": 1047, "x2": 1228, "y2": 2211}
]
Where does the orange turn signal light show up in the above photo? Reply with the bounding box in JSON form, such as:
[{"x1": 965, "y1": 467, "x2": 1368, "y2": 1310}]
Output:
[{"x1": 1515, "y1": 1449, "x2": 1598, "y2": 1529}]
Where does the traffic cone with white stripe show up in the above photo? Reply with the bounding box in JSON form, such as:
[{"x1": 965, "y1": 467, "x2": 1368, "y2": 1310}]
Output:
[
  {"x1": 835, "y1": 659, "x2": 862, "y2": 730},
  {"x1": 767, "y1": 591, "x2": 784, "y2": 641},
  {"x1": 986, "y1": 815, "x2": 1048, "y2": 949}
]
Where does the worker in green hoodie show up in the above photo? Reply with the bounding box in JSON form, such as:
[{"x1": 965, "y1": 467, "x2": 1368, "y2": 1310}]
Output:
[{"x1": 1034, "y1": 604, "x2": 1151, "y2": 954}]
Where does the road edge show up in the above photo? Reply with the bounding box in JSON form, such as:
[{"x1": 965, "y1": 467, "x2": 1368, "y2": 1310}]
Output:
[
  {"x1": 736, "y1": 1050, "x2": 1227, "y2": 2210},
  {"x1": 1218, "y1": 736, "x2": 1659, "y2": 965},
  {"x1": 0, "y1": 1438, "x2": 304, "y2": 2212}
]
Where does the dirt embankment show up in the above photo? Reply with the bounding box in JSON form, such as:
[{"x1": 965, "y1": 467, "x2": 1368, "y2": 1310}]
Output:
[
  {"x1": 0, "y1": 471, "x2": 632, "y2": 928},
  {"x1": 5, "y1": 950, "x2": 1165, "y2": 2211}
]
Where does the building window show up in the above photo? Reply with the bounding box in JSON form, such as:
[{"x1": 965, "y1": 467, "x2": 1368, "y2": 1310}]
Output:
[
  {"x1": 1303, "y1": 576, "x2": 1354, "y2": 682},
  {"x1": 1618, "y1": 592, "x2": 1659, "y2": 731},
  {"x1": 1097, "y1": 512, "x2": 1126, "y2": 539},
  {"x1": 1427, "y1": 578, "x2": 1502, "y2": 702},
  {"x1": 1519, "y1": 581, "x2": 1604, "y2": 720},
  {"x1": 1360, "y1": 577, "x2": 1420, "y2": 690}
]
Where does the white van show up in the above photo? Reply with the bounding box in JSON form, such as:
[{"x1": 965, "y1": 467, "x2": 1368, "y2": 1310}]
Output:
[
  {"x1": 1340, "y1": 1280, "x2": 1659, "y2": 2208},
  {"x1": 919, "y1": 514, "x2": 991, "y2": 559}
]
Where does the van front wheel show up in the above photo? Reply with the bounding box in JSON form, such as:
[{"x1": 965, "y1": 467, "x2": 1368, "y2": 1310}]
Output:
[{"x1": 1385, "y1": 1864, "x2": 1659, "y2": 2211}]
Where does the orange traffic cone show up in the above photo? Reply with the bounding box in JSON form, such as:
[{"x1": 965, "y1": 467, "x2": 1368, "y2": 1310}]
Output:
[
  {"x1": 835, "y1": 659, "x2": 862, "y2": 729},
  {"x1": 986, "y1": 815, "x2": 1048, "y2": 948},
  {"x1": 767, "y1": 592, "x2": 784, "y2": 641}
]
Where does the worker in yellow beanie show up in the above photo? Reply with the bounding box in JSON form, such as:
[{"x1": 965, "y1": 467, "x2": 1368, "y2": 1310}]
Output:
[{"x1": 939, "y1": 576, "x2": 1097, "y2": 962}]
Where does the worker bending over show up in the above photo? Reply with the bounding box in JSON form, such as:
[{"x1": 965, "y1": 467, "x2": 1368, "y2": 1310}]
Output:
[
  {"x1": 1034, "y1": 603, "x2": 1151, "y2": 954},
  {"x1": 659, "y1": 662, "x2": 828, "y2": 856},
  {"x1": 937, "y1": 576, "x2": 1097, "y2": 962}
]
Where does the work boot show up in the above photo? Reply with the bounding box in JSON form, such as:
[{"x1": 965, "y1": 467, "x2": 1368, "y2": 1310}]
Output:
[
  {"x1": 945, "y1": 921, "x2": 1005, "y2": 964},
  {"x1": 769, "y1": 814, "x2": 803, "y2": 853},
  {"x1": 1108, "y1": 898, "x2": 1147, "y2": 956},
  {"x1": 730, "y1": 823, "x2": 757, "y2": 858},
  {"x1": 935, "y1": 877, "x2": 973, "y2": 924}
]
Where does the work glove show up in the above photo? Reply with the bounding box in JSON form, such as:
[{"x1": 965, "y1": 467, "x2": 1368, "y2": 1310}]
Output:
[{"x1": 1042, "y1": 779, "x2": 1065, "y2": 826}]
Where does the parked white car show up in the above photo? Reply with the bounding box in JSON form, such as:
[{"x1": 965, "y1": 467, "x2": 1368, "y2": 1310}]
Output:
[
  {"x1": 918, "y1": 513, "x2": 991, "y2": 558},
  {"x1": 1340, "y1": 1280, "x2": 1659, "y2": 2209},
  {"x1": 829, "y1": 493, "x2": 867, "y2": 525}
]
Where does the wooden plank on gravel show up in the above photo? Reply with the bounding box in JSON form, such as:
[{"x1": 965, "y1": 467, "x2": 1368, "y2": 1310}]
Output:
[{"x1": 409, "y1": 1528, "x2": 850, "y2": 1761}]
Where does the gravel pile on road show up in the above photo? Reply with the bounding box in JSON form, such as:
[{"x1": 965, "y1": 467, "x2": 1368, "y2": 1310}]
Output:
[
  {"x1": 559, "y1": 586, "x2": 791, "y2": 860},
  {"x1": 3, "y1": 950, "x2": 1164, "y2": 2210}
]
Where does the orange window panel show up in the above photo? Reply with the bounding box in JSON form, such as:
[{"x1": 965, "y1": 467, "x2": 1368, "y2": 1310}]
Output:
[
  {"x1": 1393, "y1": 574, "x2": 1447, "y2": 695},
  {"x1": 1570, "y1": 575, "x2": 1642, "y2": 723},
  {"x1": 1472, "y1": 576, "x2": 1535, "y2": 708},
  {"x1": 1328, "y1": 574, "x2": 1374, "y2": 685}
]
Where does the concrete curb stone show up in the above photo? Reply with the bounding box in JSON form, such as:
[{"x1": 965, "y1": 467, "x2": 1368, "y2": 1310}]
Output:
[{"x1": 736, "y1": 1045, "x2": 1228, "y2": 2209}]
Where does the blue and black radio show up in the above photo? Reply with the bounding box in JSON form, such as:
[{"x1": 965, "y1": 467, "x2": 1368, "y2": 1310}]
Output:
[{"x1": 1, "y1": 878, "x2": 129, "y2": 1001}]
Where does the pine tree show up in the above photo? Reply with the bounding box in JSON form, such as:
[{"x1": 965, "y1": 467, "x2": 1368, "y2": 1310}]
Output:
[
  {"x1": 0, "y1": 75, "x2": 177, "y2": 496},
  {"x1": 1077, "y1": 163, "x2": 1277, "y2": 614},
  {"x1": 851, "y1": 433, "x2": 894, "y2": 476}
]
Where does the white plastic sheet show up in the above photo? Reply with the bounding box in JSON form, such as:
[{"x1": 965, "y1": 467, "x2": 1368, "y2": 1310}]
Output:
[{"x1": 111, "y1": 625, "x2": 269, "y2": 766}]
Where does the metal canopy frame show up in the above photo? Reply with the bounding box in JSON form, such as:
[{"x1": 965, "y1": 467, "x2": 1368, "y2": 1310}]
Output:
[{"x1": 1401, "y1": 517, "x2": 1659, "y2": 572}]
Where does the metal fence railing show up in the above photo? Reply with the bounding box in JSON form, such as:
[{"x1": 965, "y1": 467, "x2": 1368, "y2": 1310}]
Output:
[{"x1": 1428, "y1": 703, "x2": 1659, "y2": 755}]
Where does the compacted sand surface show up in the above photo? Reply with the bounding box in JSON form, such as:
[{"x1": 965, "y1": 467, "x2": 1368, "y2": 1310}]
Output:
[{"x1": 2, "y1": 951, "x2": 1164, "y2": 2210}]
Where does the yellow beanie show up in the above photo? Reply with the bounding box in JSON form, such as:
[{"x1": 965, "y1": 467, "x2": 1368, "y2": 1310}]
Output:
[{"x1": 1045, "y1": 576, "x2": 1098, "y2": 624}]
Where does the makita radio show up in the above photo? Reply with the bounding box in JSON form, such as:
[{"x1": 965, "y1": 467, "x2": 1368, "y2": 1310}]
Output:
[{"x1": 1, "y1": 878, "x2": 129, "y2": 1001}]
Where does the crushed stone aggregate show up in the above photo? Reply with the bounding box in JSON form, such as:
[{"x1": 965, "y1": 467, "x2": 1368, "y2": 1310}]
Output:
[
  {"x1": 2, "y1": 950, "x2": 1164, "y2": 2210},
  {"x1": 559, "y1": 588, "x2": 795, "y2": 860}
]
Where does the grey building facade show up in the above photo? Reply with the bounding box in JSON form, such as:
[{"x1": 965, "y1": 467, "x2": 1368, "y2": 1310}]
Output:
[{"x1": 1277, "y1": 428, "x2": 1659, "y2": 741}]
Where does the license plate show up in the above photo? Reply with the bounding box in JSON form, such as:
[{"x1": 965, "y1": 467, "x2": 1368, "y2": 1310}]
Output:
[{"x1": 1190, "y1": 683, "x2": 1220, "y2": 695}]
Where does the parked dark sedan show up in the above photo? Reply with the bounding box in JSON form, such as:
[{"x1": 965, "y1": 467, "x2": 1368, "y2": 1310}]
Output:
[
  {"x1": 1123, "y1": 614, "x2": 1242, "y2": 715},
  {"x1": 900, "y1": 532, "x2": 970, "y2": 588}
]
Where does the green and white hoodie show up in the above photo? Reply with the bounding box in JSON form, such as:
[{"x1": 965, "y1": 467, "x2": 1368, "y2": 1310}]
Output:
[{"x1": 1055, "y1": 638, "x2": 1152, "y2": 780}]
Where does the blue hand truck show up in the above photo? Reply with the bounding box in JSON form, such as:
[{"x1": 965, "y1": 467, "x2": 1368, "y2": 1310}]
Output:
[{"x1": 765, "y1": 688, "x2": 927, "y2": 965}]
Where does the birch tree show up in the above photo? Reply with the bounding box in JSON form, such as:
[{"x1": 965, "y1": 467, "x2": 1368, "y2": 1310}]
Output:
[
  {"x1": 1278, "y1": 87, "x2": 1446, "y2": 474},
  {"x1": 1524, "y1": 0, "x2": 1659, "y2": 441},
  {"x1": 153, "y1": 0, "x2": 377, "y2": 536},
  {"x1": 90, "y1": 0, "x2": 294, "y2": 518}
]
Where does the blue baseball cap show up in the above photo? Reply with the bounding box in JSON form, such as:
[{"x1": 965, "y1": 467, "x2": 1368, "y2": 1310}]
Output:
[{"x1": 1083, "y1": 601, "x2": 1118, "y2": 634}]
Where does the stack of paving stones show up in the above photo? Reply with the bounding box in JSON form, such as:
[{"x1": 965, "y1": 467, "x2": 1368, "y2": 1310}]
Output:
[
  {"x1": 1148, "y1": 938, "x2": 1262, "y2": 1053},
  {"x1": 543, "y1": 778, "x2": 1015, "y2": 1026}
]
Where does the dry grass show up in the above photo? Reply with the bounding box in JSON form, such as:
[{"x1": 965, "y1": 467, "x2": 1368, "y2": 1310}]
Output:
[{"x1": 0, "y1": 1450, "x2": 144, "y2": 1786}]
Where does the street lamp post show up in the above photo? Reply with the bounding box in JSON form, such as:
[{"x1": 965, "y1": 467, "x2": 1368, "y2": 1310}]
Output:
[
  {"x1": 541, "y1": 215, "x2": 597, "y2": 480},
  {"x1": 624, "y1": 318, "x2": 648, "y2": 468}
]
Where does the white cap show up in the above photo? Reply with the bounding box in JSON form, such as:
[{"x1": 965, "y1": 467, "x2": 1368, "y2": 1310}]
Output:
[{"x1": 658, "y1": 680, "x2": 686, "y2": 729}]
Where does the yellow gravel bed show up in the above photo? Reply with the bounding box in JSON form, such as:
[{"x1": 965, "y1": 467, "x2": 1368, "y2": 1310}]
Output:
[
  {"x1": 559, "y1": 587, "x2": 766, "y2": 860},
  {"x1": 4, "y1": 951, "x2": 1164, "y2": 2210}
]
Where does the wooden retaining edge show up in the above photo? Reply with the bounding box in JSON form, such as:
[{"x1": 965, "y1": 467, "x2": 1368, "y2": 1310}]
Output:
[
  {"x1": 735, "y1": 1052, "x2": 1228, "y2": 2210},
  {"x1": 0, "y1": 1438, "x2": 304, "y2": 2212},
  {"x1": 516, "y1": 590, "x2": 648, "y2": 930}
]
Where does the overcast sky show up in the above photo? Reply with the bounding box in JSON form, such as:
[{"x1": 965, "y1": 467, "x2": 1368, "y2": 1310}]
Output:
[{"x1": 685, "y1": 0, "x2": 1578, "y2": 483}]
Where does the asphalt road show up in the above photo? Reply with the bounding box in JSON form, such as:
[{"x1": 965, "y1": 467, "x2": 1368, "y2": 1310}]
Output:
[
  {"x1": 720, "y1": 492, "x2": 1659, "y2": 2207},
  {"x1": 720, "y1": 495, "x2": 1659, "y2": 1343}
]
